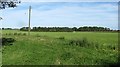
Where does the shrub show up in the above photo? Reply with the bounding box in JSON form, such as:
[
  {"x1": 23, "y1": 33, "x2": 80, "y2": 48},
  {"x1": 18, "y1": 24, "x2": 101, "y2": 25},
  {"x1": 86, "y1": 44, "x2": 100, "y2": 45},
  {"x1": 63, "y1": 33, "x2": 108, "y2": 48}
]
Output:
[{"x1": 0, "y1": 37, "x2": 15, "y2": 46}]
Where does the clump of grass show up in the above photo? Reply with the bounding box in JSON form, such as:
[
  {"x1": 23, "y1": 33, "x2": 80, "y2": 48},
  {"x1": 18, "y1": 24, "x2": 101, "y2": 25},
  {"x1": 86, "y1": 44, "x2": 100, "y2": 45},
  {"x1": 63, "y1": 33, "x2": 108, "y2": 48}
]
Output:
[
  {"x1": 68, "y1": 38, "x2": 89, "y2": 47},
  {"x1": 23, "y1": 33, "x2": 27, "y2": 36},
  {"x1": 67, "y1": 38, "x2": 99, "y2": 49},
  {"x1": 58, "y1": 36, "x2": 65, "y2": 40},
  {"x1": 36, "y1": 34, "x2": 42, "y2": 37},
  {"x1": 66, "y1": 38, "x2": 117, "y2": 50},
  {"x1": 36, "y1": 35, "x2": 48, "y2": 38},
  {"x1": 14, "y1": 33, "x2": 17, "y2": 35},
  {"x1": 17, "y1": 33, "x2": 21, "y2": 35},
  {"x1": 13, "y1": 33, "x2": 26, "y2": 36},
  {"x1": 8, "y1": 33, "x2": 12, "y2": 35},
  {"x1": 43, "y1": 35, "x2": 48, "y2": 37},
  {"x1": 60, "y1": 52, "x2": 73, "y2": 61},
  {"x1": 105, "y1": 44, "x2": 116, "y2": 50},
  {"x1": 5, "y1": 33, "x2": 8, "y2": 35}
]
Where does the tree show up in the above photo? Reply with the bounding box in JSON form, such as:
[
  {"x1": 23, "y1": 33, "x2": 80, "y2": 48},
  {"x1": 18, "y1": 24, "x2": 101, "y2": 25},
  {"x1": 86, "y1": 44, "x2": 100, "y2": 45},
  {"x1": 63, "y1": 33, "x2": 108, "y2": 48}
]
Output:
[
  {"x1": 0, "y1": 0, "x2": 21, "y2": 9},
  {"x1": 0, "y1": 0, "x2": 21, "y2": 21},
  {"x1": 0, "y1": 17, "x2": 3, "y2": 20},
  {"x1": 72, "y1": 27, "x2": 77, "y2": 31},
  {"x1": 20, "y1": 26, "x2": 112, "y2": 32}
]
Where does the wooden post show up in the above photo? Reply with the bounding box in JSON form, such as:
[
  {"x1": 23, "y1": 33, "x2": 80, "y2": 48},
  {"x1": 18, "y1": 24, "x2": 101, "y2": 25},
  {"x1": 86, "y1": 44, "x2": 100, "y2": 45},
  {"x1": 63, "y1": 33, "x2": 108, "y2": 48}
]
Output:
[{"x1": 28, "y1": 6, "x2": 31, "y2": 36}]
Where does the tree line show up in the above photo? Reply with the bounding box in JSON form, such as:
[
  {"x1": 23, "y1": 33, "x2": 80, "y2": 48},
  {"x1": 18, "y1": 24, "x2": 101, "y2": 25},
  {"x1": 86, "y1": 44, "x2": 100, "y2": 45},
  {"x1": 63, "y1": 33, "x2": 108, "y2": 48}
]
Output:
[
  {"x1": 0, "y1": 0, "x2": 21, "y2": 9},
  {"x1": 1, "y1": 28, "x2": 18, "y2": 30},
  {"x1": 19, "y1": 26, "x2": 119, "y2": 32}
]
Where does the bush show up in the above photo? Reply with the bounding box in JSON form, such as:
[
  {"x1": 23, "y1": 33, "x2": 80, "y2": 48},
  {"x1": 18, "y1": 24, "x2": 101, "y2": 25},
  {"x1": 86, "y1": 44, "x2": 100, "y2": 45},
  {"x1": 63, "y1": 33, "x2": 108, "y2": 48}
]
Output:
[{"x1": 0, "y1": 38, "x2": 15, "y2": 46}]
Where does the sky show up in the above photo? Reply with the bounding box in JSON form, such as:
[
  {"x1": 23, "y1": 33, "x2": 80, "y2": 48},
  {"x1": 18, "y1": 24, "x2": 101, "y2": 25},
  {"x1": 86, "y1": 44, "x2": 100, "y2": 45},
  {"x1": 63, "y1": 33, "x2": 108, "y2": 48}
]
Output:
[
  {"x1": 21, "y1": 0, "x2": 119, "y2": 2},
  {"x1": 0, "y1": 1, "x2": 118, "y2": 30}
]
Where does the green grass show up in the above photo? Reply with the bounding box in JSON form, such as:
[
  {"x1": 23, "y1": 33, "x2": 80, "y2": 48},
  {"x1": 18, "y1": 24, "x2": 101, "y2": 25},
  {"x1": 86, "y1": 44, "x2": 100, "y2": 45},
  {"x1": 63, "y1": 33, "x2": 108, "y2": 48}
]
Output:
[
  {"x1": 0, "y1": 30, "x2": 2, "y2": 66},
  {"x1": 1, "y1": 30, "x2": 118, "y2": 65}
]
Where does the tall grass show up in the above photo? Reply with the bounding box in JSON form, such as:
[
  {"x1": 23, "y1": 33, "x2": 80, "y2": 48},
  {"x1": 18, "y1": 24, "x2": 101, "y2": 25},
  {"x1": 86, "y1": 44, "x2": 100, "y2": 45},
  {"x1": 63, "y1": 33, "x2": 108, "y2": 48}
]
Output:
[{"x1": 61, "y1": 38, "x2": 118, "y2": 51}]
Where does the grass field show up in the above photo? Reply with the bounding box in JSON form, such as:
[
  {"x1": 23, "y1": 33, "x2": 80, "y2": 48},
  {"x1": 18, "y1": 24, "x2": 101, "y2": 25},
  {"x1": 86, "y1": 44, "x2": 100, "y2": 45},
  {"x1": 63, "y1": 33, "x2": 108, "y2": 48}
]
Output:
[{"x1": 1, "y1": 30, "x2": 119, "y2": 65}]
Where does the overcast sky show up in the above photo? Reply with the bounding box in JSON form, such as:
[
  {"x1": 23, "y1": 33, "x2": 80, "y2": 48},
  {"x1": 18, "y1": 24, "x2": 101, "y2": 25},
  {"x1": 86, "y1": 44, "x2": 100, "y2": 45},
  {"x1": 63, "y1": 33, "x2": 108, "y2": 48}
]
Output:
[{"x1": 0, "y1": 2, "x2": 118, "y2": 30}]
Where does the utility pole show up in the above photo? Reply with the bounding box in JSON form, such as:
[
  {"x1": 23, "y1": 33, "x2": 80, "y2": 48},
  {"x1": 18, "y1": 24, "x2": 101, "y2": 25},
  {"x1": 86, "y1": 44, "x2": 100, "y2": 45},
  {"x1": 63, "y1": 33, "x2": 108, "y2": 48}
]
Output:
[{"x1": 28, "y1": 6, "x2": 31, "y2": 36}]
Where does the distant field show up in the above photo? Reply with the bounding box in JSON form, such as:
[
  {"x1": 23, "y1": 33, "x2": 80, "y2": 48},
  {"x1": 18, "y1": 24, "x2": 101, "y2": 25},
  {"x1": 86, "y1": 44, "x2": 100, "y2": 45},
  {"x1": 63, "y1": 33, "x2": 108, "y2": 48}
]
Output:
[{"x1": 1, "y1": 30, "x2": 119, "y2": 65}]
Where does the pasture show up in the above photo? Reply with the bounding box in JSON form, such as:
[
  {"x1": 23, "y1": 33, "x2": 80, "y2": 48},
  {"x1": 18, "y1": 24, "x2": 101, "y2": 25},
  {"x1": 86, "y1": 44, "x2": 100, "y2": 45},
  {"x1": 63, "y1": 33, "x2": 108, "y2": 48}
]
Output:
[{"x1": 1, "y1": 30, "x2": 119, "y2": 65}]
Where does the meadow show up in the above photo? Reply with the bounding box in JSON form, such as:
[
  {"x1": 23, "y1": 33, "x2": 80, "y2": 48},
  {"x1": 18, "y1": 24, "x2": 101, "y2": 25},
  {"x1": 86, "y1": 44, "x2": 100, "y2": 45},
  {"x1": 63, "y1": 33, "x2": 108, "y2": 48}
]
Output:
[{"x1": 1, "y1": 30, "x2": 119, "y2": 65}]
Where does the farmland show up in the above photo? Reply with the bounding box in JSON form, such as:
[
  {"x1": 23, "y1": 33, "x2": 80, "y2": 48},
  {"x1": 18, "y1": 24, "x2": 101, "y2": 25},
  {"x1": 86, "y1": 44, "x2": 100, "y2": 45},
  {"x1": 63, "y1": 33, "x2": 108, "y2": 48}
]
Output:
[{"x1": 1, "y1": 30, "x2": 119, "y2": 65}]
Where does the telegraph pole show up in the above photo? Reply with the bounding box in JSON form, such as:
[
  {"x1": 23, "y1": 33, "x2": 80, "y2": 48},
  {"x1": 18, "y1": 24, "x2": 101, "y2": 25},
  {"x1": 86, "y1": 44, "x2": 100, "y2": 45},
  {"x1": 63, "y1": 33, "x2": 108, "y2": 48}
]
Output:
[{"x1": 28, "y1": 6, "x2": 31, "y2": 36}]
